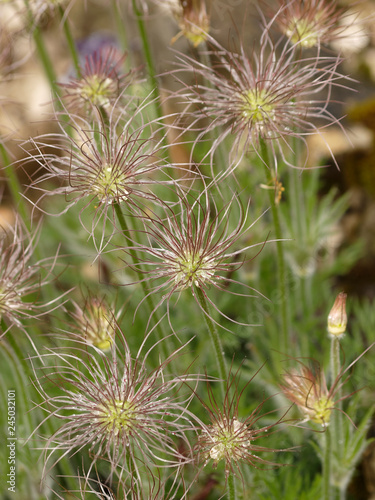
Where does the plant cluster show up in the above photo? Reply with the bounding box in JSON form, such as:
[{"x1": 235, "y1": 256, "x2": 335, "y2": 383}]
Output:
[{"x1": 0, "y1": 1, "x2": 374, "y2": 499}]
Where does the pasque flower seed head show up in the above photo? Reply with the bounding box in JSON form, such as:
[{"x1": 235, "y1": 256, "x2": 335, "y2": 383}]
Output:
[{"x1": 172, "y1": 18, "x2": 350, "y2": 170}]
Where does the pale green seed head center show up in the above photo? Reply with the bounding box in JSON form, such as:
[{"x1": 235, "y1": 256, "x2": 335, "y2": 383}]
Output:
[
  {"x1": 209, "y1": 418, "x2": 250, "y2": 462},
  {"x1": 239, "y1": 88, "x2": 275, "y2": 125},
  {"x1": 98, "y1": 399, "x2": 136, "y2": 434},
  {"x1": 81, "y1": 76, "x2": 114, "y2": 107},
  {"x1": 91, "y1": 164, "x2": 128, "y2": 202},
  {"x1": 286, "y1": 18, "x2": 320, "y2": 48},
  {"x1": 311, "y1": 396, "x2": 333, "y2": 425},
  {"x1": 172, "y1": 251, "x2": 215, "y2": 287}
]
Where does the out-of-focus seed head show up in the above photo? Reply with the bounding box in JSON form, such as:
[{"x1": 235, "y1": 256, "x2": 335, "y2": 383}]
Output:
[
  {"x1": 0, "y1": 217, "x2": 56, "y2": 332},
  {"x1": 60, "y1": 48, "x2": 136, "y2": 114},
  {"x1": 27, "y1": 0, "x2": 67, "y2": 26},
  {"x1": 268, "y1": 0, "x2": 348, "y2": 48},
  {"x1": 327, "y1": 292, "x2": 347, "y2": 337},
  {"x1": 154, "y1": 0, "x2": 210, "y2": 47},
  {"x1": 282, "y1": 346, "x2": 375, "y2": 429}
]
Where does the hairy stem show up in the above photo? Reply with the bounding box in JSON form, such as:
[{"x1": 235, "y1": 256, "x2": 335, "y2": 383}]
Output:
[
  {"x1": 330, "y1": 335, "x2": 344, "y2": 499},
  {"x1": 131, "y1": 0, "x2": 163, "y2": 120},
  {"x1": 323, "y1": 427, "x2": 332, "y2": 500},
  {"x1": 195, "y1": 287, "x2": 227, "y2": 394},
  {"x1": 260, "y1": 141, "x2": 290, "y2": 353},
  {"x1": 59, "y1": 5, "x2": 81, "y2": 79},
  {"x1": 228, "y1": 473, "x2": 236, "y2": 500},
  {"x1": 0, "y1": 144, "x2": 30, "y2": 229},
  {"x1": 114, "y1": 203, "x2": 171, "y2": 361}
]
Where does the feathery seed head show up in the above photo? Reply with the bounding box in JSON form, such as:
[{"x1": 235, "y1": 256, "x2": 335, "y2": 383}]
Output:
[
  {"x1": 123, "y1": 185, "x2": 266, "y2": 331},
  {"x1": 173, "y1": 22, "x2": 349, "y2": 169},
  {"x1": 60, "y1": 48, "x2": 136, "y2": 113},
  {"x1": 195, "y1": 369, "x2": 289, "y2": 480},
  {"x1": 23, "y1": 101, "x2": 171, "y2": 246},
  {"x1": 31, "y1": 327, "x2": 198, "y2": 482}
]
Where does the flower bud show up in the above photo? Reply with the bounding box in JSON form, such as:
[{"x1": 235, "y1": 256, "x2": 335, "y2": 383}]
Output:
[{"x1": 327, "y1": 292, "x2": 347, "y2": 337}]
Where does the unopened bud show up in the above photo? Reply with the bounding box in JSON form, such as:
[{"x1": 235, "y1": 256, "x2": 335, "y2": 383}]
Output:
[{"x1": 327, "y1": 292, "x2": 347, "y2": 337}]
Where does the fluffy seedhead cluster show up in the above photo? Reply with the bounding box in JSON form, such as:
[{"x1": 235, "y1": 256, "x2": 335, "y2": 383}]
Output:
[
  {"x1": 123, "y1": 185, "x2": 265, "y2": 331},
  {"x1": 195, "y1": 371, "x2": 289, "y2": 480},
  {"x1": 0, "y1": 218, "x2": 59, "y2": 334},
  {"x1": 22, "y1": 101, "x2": 173, "y2": 249},
  {"x1": 30, "y1": 327, "x2": 198, "y2": 485},
  {"x1": 173, "y1": 21, "x2": 348, "y2": 170}
]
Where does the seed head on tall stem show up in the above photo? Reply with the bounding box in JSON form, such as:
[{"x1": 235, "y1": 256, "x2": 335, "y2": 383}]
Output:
[
  {"x1": 59, "y1": 47, "x2": 138, "y2": 115},
  {"x1": 172, "y1": 18, "x2": 350, "y2": 172},
  {"x1": 29, "y1": 325, "x2": 200, "y2": 486},
  {"x1": 193, "y1": 367, "x2": 291, "y2": 488},
  {"x1": 280, "y1": 348, "x2": 375, "y2": 428},
  {"x1": 120, "y1": 183, "x2": 268, "y2": 334},
  {"x1": 21, "y1": 98, "x2": 180, "y2": 252}
]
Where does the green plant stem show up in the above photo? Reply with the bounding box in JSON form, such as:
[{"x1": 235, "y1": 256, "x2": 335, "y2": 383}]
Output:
[
  {"x1": 111, "y1": 0, "x2": 130, "y2": 59},
  {"x1": 114, "y1": 203, "x2": 170, "y2": 359},
  {"x1": 228, "y1": 473, "x2": 236, "y2": 500},
  {"x1": 0, "y1": 143, "x2": 30, "y2": 228},
  {"x1": 195, "y1": 287, "x2": 227, "y2": 392},
  {"x1": 32, "y1": 26, "x2": 61, "y2": 102},
  {"x1": 323, "y1": 427, "x2": 332, "y2": 500},
  {"x1": 131, "y1": 0, "x2": 163, "y2": 121},
  {"x1": 195, "y1": 287, "x2": 235, "y2": 500},
  {"x1": 339, "y1": 486, "x2": 346, "y2": 500},
  {"x1": 59, "y1": 5, "x2": 81, "y2": 78},
  {"x1": 330, "y1": 335, "x2": 344, "y2": 499},
  {"x1": 260, "y1": 140, "x2": 290, "y2": 353},
  {"x1": 330, "y1": 336, "x2": 343, "y2": 436}
]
